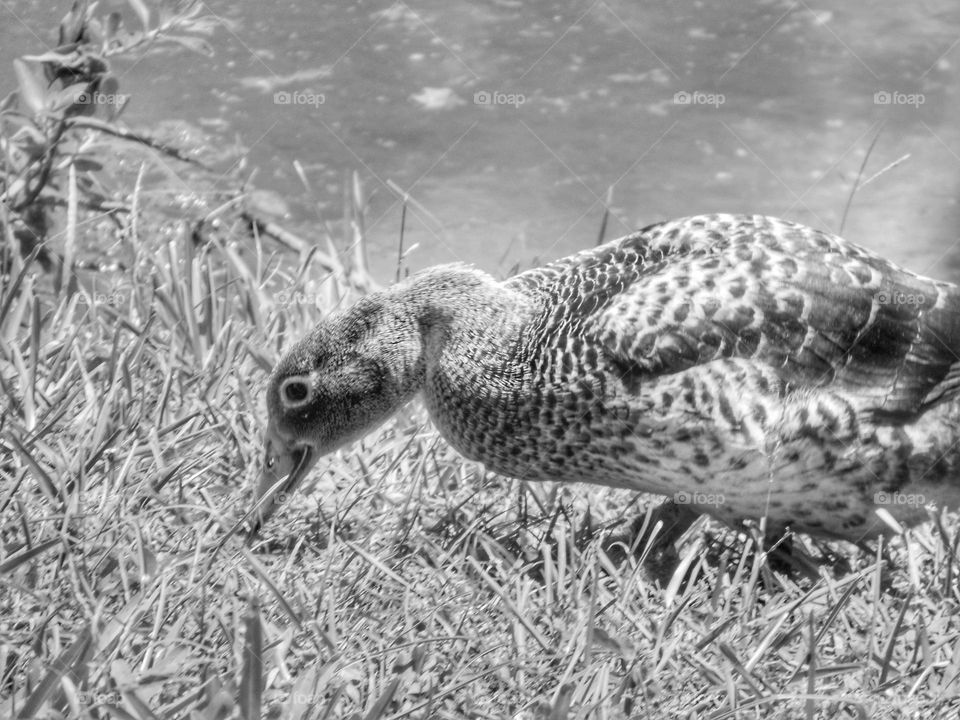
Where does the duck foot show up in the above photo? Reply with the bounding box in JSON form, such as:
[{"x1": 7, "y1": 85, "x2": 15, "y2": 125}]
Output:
[
  {"x1": 754, "y1": 531, "x2": 822, "y2": 582},
  {"x1": 742, "y1": 524, "x2": 856, "y2": 582},
  {"x1": 598, "y1": 510, "x2": 858, "y2": 585},
  {"x1": 599, "y1": 500, "x2": 702, "y2": 583}
]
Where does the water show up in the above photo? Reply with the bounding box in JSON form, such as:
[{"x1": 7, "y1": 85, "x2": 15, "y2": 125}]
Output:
[{"x1": 2, "y1": 0, "x2": 959, "y2": 281}]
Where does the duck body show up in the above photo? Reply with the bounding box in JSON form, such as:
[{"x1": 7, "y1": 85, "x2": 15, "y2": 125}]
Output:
[{"x1": 257, "y1": 214, "x2": 960, "y2": 541}]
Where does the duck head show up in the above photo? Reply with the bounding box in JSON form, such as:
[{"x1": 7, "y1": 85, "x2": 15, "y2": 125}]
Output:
[{"x1": 251, "y1": 296, "x2": 424, "y2": 534}]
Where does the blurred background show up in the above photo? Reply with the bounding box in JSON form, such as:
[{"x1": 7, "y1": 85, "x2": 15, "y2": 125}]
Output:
[{"x1": 2, "y1": 0, "x2": 959, "y2": 281}]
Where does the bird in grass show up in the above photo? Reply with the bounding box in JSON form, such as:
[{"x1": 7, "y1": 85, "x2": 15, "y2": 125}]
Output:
[{"x1": 253, "y1": 214, "x2": 960, "y2": 544}]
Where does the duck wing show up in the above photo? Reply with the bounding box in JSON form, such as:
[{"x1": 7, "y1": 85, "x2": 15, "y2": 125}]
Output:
[{"x1": 564, "y1": 215, "x2": 960, "y2": 416}]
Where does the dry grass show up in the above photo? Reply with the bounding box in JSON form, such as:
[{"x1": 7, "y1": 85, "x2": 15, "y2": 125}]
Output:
[
  {"x1": 2, "y1": 3, "x2": 957, "y2": 717},
  {"x1": 3, "y1": 172, "x2": 960, "y2": 720}
]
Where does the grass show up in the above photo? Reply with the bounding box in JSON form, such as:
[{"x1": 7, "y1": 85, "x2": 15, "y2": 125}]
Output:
[
  {"x1": 1, "y1": 13, "x2": 959, "y2": 714},
  {"x1": 3, "y1": 172, "x2": 960, "y2": 720}
]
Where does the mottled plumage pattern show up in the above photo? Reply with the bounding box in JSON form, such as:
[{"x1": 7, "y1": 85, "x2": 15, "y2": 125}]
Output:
[{"x1": 257, "y1": 214, "x2": 960, "y2": 540}]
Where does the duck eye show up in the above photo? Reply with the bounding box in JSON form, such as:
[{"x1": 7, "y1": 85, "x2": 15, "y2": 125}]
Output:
[
  {"x1": 280, "y1": 376, "x2": 312, "y2": 407},
  {"x1": 285, "y1": 382, "x2": 308, "y2": 402}
]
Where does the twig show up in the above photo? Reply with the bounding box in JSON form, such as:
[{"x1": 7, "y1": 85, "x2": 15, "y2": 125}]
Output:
[
  {"x1": 396, "y1": 194, "x2": 408, "y2": 283},
  {"x1": 839, "y1": 125, "x2": 883, "y2": 235},
  {"x1": 65, "y1": 116, "x2": 208, "y2": 168},
  {"x1": 596, "y1": 185, "x2": 614, "y2": 246},
  {"x1": 241, "y1": 210, "x2": 381, "y2": 292}
]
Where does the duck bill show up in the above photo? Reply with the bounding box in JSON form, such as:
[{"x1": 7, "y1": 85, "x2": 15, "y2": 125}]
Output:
[{"x1": 249, "y1": 439, "x2": 316, "y2": 538}]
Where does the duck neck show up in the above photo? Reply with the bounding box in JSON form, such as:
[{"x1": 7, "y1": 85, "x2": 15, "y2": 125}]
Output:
[
  {"x1": 398, "y1": 265, "x2": 523, "y2": 363},
  {"x1": 353, "y1": 265, "x2": 527, "y2": 425},
  {"x1": 382, "y1": 265, "x2": 533, "y2": 467}
]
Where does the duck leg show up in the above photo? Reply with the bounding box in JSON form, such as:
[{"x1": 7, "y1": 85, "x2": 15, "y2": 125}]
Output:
[{"x1": 601, "y1": 500, "x2": 702, "y2": 579}]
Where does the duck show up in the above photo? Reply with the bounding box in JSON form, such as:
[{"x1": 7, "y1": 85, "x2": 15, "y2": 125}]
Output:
[{"x1": 252, "y1": 213, "x2": 960, "y2": 544}]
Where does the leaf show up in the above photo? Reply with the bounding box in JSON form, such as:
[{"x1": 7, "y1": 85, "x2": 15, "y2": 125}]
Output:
[
  {"x1": 13, "y1": 59, "x2": 46, "y2": 115},
  {"x1": 49, "y1": 82, "x2": 92, "y2": 112},
  {"x1": 0, "y1": 538, "x2": 59, "y2": 574},
  {"x1": 22, "y1": 50, "x2": 85, "y2": 67},
  {"x1": 85, "y1": 17, "x2": 104, "y2": 44},
  {"x1": 239, "y1": 597, "x2": 263, "y2": 720},
  {"x1": 137, "y1": 541, "x2": 157, "y2": 582},
  {"x1": 127, "y1": 0, "x2": 151, "y2": 29},
  {"x1": 72, "y1": 156, "x2": 104, "y2": 173},
  {"x1": 0, "y1": 249, "x2": 40, "y2": 335},
  {"x1": 362, "y1": 678, "x2": 402, "y2": 720},
  {"x1": 164, "y1": 35, "x2": 214, "y2": 56},
  {"x1": 106, "y1": 11, "x2": 123, "y2": 40},
  {"x1": 6, "y1": 434, "x2": 62, "y2": 508},
  {"x1": 100, "y1": 74, "x2": 120, "y2": 98},
  {"x1": 591, "y1": 626, "x2": 634, "y2": 657},
  {"x1": 6, "y1": 119, "x2": 47, "y2": 155},
  {"x1": 550, "y1": 684, "x2": 574, "y2": 720},
  {"x1": 58, "y1": 6, "x2": 84, "y2": 45},
  {"x1": 98, "y1": 75, "x2": 127, "y2": 120},
  {"x1": 17, "y1": 626, "x2": 92, "y2": 719},
  {"x1": 0, "y1": 90, "x2": 17, "y2": 113}
]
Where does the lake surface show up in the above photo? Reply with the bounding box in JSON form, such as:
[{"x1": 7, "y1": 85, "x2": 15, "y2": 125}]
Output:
[{"x1": 2, "y1": 0, "x2": 960, "y2": 281}]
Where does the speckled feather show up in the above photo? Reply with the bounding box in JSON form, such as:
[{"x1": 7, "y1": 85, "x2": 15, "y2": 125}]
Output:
[{"x1": 259, "y1": 214, "x2": 960, "y2": 540}]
